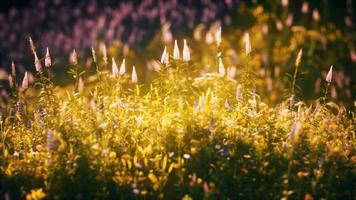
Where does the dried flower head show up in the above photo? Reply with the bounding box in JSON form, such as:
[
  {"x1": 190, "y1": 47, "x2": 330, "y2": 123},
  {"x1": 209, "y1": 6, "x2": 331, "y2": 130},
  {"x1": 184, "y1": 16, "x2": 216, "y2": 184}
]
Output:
[
  {"x1": 326, "y1": 65, "x2": 333, "y2": 83},
  {"x1": 183, "y1": 39, "x2": 190, "y2": 61},
  {"x1": 173, "y1": 40, "x2": 180, "y2": 59}
]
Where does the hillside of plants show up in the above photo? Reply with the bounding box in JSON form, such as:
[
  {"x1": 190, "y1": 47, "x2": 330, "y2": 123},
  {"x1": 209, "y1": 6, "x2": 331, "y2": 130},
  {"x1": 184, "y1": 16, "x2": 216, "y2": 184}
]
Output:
[{"x1": 0, "y1": 0, "x2": 355, "y2": 199}]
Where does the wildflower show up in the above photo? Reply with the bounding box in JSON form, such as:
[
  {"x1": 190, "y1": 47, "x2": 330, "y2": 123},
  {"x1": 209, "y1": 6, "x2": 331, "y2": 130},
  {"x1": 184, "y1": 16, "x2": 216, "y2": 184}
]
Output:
[
  {"x1": 173, "y1": 40, "x2": 180, "y2": 59},
  {"x1": 286, "y1": 14, "x2": 293, "y2": 27},
  {"x1": 28, "y1": 36, "x2": 36, "y2": 54},
  {"x1": 161, "y1": 46, "x2": 169, "y2": 64},
  {"x1": 301, "y1": 2, "x2": 309, "y2": 13},
  {"x1": 276, "y1": 20, "x2": 283, "y2": 31},
  {"x1": 8, "y1": 75, "x2": 14, "y2": 88},
  {"x1": 326, "y1": 65, "x2": 333, "y2": 83},
  {"x1": 236, "y1": 84, "x2": 242, "y2": 101},
  {"x1": 26, "y1": 188, "x2": 46, "y2": 200},
  {"x1": 112, "y1": 57, "x2": 119, "y2": 77},
  {"x1": 183, "y1": 154, "x2": 191, "y2": 159},
  {"x1": 281, "y1": 0, "x2": 288, "y2": 7},
  {"x1": 17, "y1": 101, "x2": 23, "y2": 116},
  {"x1": 70, "y1": 49, "x2": 78, "y2": 65},
  {"x1": 102, "y1": 44, "x2": 108, "y2": 65},
  {"x1": 120, "y1": 59, "x2": 126, "y2": 75},
  {"x1": 295, "y1": 49, "x2": 302, "y2": 67},
  {"x1": 182, "y1": 39, "x2": 190, "y2": 61},
  {"x1": 11, "y1": 61, "x2": 16, "y2": 76},
  {"x1": 168, "y1": 152, "x2": 175, "y2": 157},
  {"x1": 289, "y1": 120, "x2": 301, "y2": 141},
  {"x1": 45, "y1": 47, "x2": 51, "y2": 67},
  {"x1": 131, "y1": 66, "x2": 138, "y2": 83},
  {"x1": 22, "y1": 72, "x2": 29, "y2": 89},
  {"x1": 47, "y1": 130, "x2": 60, "y2": 152},
  {"x1": 34, "y1": 53, "x2": 43, "y2": 73},
  {"x1": 312, "y1": 9, "x2": 320, "y2": 21},
  {"x1": 215, "y1": 26, "x2": 222, "y2": 46},
  {"x1": 91, "y1": 47, "x2": 97, "y2": 63},
  {"x1": 218, "y1": 58, "x2": 225, "y2": 76},
  {"x1": 244, "y1": 32, "x2": 251, "y2": 55}
]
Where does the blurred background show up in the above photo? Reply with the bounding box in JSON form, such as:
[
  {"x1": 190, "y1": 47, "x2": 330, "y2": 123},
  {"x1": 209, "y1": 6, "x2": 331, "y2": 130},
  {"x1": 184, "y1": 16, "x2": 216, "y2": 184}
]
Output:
[{"x1": 0, "y1": 0, "x2": 355, "y2": 108}]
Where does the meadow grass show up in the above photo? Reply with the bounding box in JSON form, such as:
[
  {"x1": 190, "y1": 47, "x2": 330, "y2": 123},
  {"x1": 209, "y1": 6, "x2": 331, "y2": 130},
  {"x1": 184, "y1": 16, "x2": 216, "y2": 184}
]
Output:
[{"x1": 0, "y1": 38, "x2": 355, "y2": 200}]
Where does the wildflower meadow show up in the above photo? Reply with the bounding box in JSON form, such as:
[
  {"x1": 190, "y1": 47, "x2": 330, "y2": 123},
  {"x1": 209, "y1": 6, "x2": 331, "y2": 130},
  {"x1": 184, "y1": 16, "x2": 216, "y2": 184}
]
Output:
[{"x1": 0, "y1": 0, "x2": 355, "y2": 200}]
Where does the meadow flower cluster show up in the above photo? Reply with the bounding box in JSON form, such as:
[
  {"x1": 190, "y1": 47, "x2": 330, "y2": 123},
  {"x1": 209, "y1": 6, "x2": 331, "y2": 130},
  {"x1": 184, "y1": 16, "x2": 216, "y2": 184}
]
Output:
[{"x1": 0, "y1": 31, "x2": 355, "y2": 200}]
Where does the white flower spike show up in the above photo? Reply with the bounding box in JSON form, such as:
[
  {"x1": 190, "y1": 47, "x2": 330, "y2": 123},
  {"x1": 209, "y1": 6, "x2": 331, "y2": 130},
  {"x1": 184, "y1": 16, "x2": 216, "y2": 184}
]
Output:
[
  {"x1": 215, "y1": 26, "x2": 222, "y2": 46},
  {"x1": 295, "y1": 49, "x2": 302, "y2": 67},
  {"x1": 112, "y1": 57, "x2": 119, "y2": 77},
  {"x1": 326, "y1": 65, "x2": 333, "y2": 83},
  {"x1": 119, "y1": 59, "x2": 126, "y2": 75},
  {"x1": 45, "y1": 47, "x2": 51, "y2": 67},
  {"x1": 173, "y1": 40, "x2": 180, "y2": 59},
  {"x1": 34, "y1": 53, "x2": 43, "y2": 73},
  {"x1": 132, "y1": 66, "x2": 138, "y2": 83},
  {"x1": 70, "y1": 49, "x2": 78, "y2": 65},
  {"x1": 22, "y1": 72, "x2": 29, "y2": 89},
  {"x1": 182, "y1": 39, "x2": 190, "y2": 61},
  {"x1": 161, "y1": 46, "x2": 169, "y2": 64},
  {"x1": 244, "y1": 32, "x2": 251, "y2": 55},
  {"x1": 218, "y1": 58, "x2": 225, "y2": 76}
]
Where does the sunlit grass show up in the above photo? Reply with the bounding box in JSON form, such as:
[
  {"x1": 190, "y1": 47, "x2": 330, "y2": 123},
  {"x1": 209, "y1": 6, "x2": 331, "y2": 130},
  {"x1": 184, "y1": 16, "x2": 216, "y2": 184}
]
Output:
[{"x1": 0, "y1": 34, "x2": 355, "y2": 200}]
